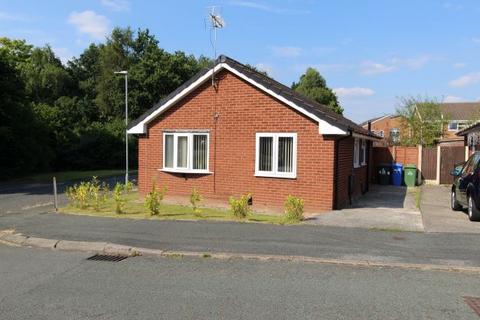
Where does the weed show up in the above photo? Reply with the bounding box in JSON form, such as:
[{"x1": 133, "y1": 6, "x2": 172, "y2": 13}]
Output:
[
  {"x1": 284, "y1": 195, "x2": 304, "y2": 222},
  {"x1": 229, "y1": 193, "x2": 252, "y2": 219}
]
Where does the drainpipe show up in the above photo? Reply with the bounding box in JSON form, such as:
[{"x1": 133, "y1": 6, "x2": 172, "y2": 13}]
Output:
[
  {"x1": 333, "y1": 130, "x2": 353, "y2": 210},
  {"x1": 366, "y1": 122, "x2": 372, "y2": 193}
]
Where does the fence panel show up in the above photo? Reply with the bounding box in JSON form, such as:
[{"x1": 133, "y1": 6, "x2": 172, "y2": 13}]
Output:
[
  {"x1": 421, "y1": 147, "x2": 437, "y2": 180},
  {"x1": 439, "y1": 146, "x2": 466, "y2": 184}
]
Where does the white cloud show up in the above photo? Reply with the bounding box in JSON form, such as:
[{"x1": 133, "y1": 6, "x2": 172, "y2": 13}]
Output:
[
  {"x1": 53, "y1": 47, "x2": 74, "y2": 64},
  {"x1": 271, "y1": 46, "x2": 302, "y2": 58},
  {"x1": 449, "y1": 72, "x2": 480, "y2": 87},
  {"x1": 360, "y1": 55, "x2": 431, "y2": 75},
  {"x1": 228, "y1": 1, "x2": 310, "y2": 14},
  {"x1": 444, "y1": 95, "x2": 463, "y2": 103},
  {"x1": 255, "y1": 63, "x2": 275, "y2": 76},
  {"x1": 453, "y1": 62, "x2": 466, "y2": 69},
  {"x1": 100, "y1": 0, "x2": 130, "y2": 12},
  {"x1": 360, "y1": 61, "x2": 396, "y2": 75},
  {"x1": 334, "y1": 87, "x2": 375, "y2": 98},
  {"x1": 0, "y1": 11, "x2": 33, "y2": 22},
  {"x1": 443, "y1": 2, "x2": 463, "y2": 10},
  {"x1": 389, "y1": 55, "x2": 431, "y2": 69},
  {"x1": 68, "y1": 11, "x2": 110, "y2": 40}
]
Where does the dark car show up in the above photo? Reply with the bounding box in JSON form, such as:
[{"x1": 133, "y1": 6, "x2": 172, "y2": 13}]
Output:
[{"x1": 451, "y1": 152, "x2": 480, "y2": 221}]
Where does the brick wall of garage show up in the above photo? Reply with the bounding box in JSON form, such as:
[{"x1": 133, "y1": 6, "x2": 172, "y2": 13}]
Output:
[
  {"x1": 335, "y1": 137, "x2": 369, "y2": 209},
  {"x1": 138, "y1": 70, "x2": 337, "y2": 212}
]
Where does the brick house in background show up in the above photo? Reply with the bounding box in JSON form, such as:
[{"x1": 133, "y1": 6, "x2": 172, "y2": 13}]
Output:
[
  {"x1": 127, "y1": 55, "x2": 379, "y2": 213},
  {"x1": 360, "y1": 115, "x2": 403, "y2": 147},
  {"x1": 361, "y1": 102, "x2": 480, "y2": 147}
]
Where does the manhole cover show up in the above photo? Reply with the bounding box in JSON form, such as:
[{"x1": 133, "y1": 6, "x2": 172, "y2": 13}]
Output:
[
  {"x1": 464, "y1": 296, "x2": 480, "y2": 316},
  {"x1": 86, "y1": 254, "x2": 129, "y2": 262},
  {"x1": 393, "y1": 236, "x2": 406, "y2": 240}
]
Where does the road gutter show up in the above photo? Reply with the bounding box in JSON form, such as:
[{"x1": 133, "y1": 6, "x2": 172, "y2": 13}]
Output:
[{"x1": 1, "y1": 229, "x2": 480, "y2": 274}]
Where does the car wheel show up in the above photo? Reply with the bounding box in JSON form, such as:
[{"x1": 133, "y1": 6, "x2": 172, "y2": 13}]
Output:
[
  {"x1": 451, "y1": 189, "x2": 462, "y2": 211},
  {"x1": 467, "y1": 195, "x2": 480, "y2": 221}
]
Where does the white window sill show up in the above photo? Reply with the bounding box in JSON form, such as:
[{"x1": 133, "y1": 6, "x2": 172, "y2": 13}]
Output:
[
  {"x1": 354, "y1": 164, "x2": 367, "y2": 169},
  {"x1": 160, "y1": 168, "x2": 213, "y2": 175},
  {"x1": 255, "y1": 172, "x2": 296, "y2": 179}
]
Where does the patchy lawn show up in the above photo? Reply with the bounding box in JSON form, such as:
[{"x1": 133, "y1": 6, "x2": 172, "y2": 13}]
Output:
[
  {"x1": 60, "y1": 191, "x2": 291, "y2": 225},
  {"x1": 12, "y1": 170, "x2": 137, "y2": 184}
]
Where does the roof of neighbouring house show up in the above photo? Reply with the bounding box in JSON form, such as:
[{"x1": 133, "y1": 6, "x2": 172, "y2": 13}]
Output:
[
  {"x1": 457, "y1": 122, "x2": 480, "y2": 136},
  {"x1": 438, "y1": 102, "x2": 480, "y2": 120},
  {"x1": 359, "y1": 114, "x2": 394, "y2": 127},
  {"x1": 127, "y1": 55, "x2": 379, "y2": 139}
]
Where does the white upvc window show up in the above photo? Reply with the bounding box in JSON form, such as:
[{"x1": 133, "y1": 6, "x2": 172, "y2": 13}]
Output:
[
  {"x1": 162, "y1": 131, "x2": 210, "y2": 174},
  {"x1": 354, "y1": 138, "x2": 367, "y2": 168},
  {"x1": 255, "y1": 133, "x2": 297, "y2": 179},
  {"x1": 361, "y1": 139, "x2": 367, "y2": 165},
  {"x1": 354, "y1": 138, "x2": 360, "y2": 168},
  {"x1": 448, "y1": 121, "x2": 458, "y2": 132}
]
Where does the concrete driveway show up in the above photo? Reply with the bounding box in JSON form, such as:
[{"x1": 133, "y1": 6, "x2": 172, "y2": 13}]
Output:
[
  {"x1": 420, "y1": 185, "x2": 480, "y2": 234},
  {"x1": 308, "y1": 185, "x2": 424, "y2": 232}
]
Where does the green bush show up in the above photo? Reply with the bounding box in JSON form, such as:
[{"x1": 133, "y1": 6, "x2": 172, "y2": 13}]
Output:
[
  {"x1": 66, "y1": 176, "x2": 111, "y2": 211},
  {"x1": 229, "y1": 193, "x2": 252, "y2": 219},
  {"x1": 66, "y1": 181, "x2": 91, "y2": 209},
  {"x1": 284, "y1": 195, "x2": 304, "y2": 222},
  {"x1": 190, "y1": 187, "x2": 202, "y2": 217},
  {"x1": 113, "y1": 182, "x2": 126, "y2": 214},
  {"x1": 144, "y1": 183, "x2": 167, "y2": 216}
]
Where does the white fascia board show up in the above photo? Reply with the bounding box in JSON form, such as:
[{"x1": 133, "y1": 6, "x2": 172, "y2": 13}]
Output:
[
  {"x1": 352, "y1": 132, "x2": 379, "y2": 141},
  {"x1": 127, "y1": 63, "x2": 346, "y2": 135},
  {"x1": 127, "y1": 66, "x2": 220, "y2": 134}
]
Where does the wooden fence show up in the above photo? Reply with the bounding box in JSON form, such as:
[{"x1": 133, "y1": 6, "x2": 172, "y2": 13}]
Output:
[{"x1": 372, "y1": 145, "x2": 468, "y2": 185}]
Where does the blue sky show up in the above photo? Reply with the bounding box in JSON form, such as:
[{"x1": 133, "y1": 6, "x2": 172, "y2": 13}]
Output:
[{"x1": 1, "y1": 0, "x2": 480, "y2": 122}]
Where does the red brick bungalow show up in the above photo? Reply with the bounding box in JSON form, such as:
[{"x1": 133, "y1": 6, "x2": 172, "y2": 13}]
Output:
[{"x1": 128, "y1": 55, "x2": 380, "y2": 213}]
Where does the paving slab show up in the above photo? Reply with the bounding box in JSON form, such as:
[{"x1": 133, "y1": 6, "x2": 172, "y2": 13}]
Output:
[
  {"x1": 307, "y1": 185, "x2": 424, "y2": 232},
  {"x1": 420, "y1": 185, "x2": 480, "y2": 233}
]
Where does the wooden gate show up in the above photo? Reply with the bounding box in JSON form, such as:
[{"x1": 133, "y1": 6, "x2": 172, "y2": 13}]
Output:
[
  {"x1": 421, "y1": 147, "x2": 437, "y2": 180},
  {"x1": 440, "y1": 146, "x2": 466, "y2": 184}
]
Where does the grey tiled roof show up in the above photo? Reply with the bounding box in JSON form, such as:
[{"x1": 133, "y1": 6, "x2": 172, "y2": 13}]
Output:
[{"x1": 128, "y1": 55, "x2": 377, "y2": 138}]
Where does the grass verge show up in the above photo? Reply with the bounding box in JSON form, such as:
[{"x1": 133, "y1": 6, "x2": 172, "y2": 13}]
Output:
[
  {"x1": 60, "y1": 191, "x2": 290, "y2": 225},
  {"x1": 12, "y1": 169, "x2": 138, "y2": 184}
]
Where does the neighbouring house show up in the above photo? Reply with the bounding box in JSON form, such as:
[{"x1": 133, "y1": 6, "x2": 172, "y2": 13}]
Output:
[
  {"x1": 360, "y1": 115, "x2": 403, "y2": 147},
  {"x1": 457, "y1": 122, "x2": 480, "y2": 155},
  {"x1": 127, "y1": 55, "x2": 380, "y2": 213},
  {"x1": 436, "y1": 102, "x2": 480, "y2": 146},
  {"x1": 361, "y1": 102, "x2": 480, "y2": 147}
]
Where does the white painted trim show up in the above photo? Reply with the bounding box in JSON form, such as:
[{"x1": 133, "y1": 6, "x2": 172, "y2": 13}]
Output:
[
  {"x1": 417, "y1": 145, "x2": 423, "y2": 185},
  {"x1": 128, "y1": 63, "x2": 347, "y2": 135},
  {"x1": 362, "y1": 115, "x2": 391, "y2": 128},
  {"x1": 162, "y1": 131, "x2": 210, "y2": 173},
  {"x1": 352, "y1": 132, "x2": 378, "y2": 141},
  {"x1": 255, "y1": 132, "x2": 297, "y2": 179},
  {"x1": 435, "y1": 144, "x2": 441, "y2": 185}
]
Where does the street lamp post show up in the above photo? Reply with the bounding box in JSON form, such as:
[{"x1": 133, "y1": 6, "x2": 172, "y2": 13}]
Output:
[{"x1": 114, "y1": 70, "x2": 129, "y2": 185}]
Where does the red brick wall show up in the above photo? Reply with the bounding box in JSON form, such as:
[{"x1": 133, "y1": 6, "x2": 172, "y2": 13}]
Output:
[
  {"x1": 138, "y1": 70, "x2": 336, "y2": 212},
  {"x1": 335, "y1": 137, "x2": 369, "y2": 209}
]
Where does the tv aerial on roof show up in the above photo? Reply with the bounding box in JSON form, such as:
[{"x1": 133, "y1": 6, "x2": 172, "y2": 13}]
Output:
[{"x1": 206, "y1": 6, "x2": 226, "y2": 86}]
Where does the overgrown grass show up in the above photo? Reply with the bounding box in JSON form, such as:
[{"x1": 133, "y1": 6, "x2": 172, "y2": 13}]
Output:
[
  {"x1": 408, "y1": 186, "x2": 422, "y2": 209},
  {"x1": 60, "y1": 191, "x2": 290, "y2": 225},
  {"x1": 12, "y1": 170, "x2": 138, "y2": 183}
]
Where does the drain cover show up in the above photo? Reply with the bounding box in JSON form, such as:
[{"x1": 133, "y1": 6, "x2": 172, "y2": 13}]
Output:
[
  {"x1": 464, "y1": 296, "x2": 480, "y2": 316},
  {"x1": 86, "y1": 254, "x2": 129, "y2": 262},
  {"x1": 393, "y1": 236, "x2": 406, "y2": 240}
]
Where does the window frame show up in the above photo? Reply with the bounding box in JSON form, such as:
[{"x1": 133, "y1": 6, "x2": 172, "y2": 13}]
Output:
[
  {"x1": 448, "y1": 121, "x2": 459, "y2": 132},
  {"x1": 255, "y1": 132, "x2": 297, "y2": 179},
  {"x1": 354, "y1": 138, "x2": 360, "y2": 168},
  {"x1": 162, "y1": 131, "x2": 210, "y2": 174},
  {"x1": 361, "y1": 139, "x2": 367, "y2": 166}
]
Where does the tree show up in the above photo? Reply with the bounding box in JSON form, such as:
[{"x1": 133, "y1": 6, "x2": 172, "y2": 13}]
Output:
[
  {"x1": 395, "y1": 96, "x2": 446, "y2": 146},
  {"x1": 292, "y1": 68, "x2": 344, "y2": 115},
  {"x1": 0, "y1": 49, "x2": 52, "y2": 178}
]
